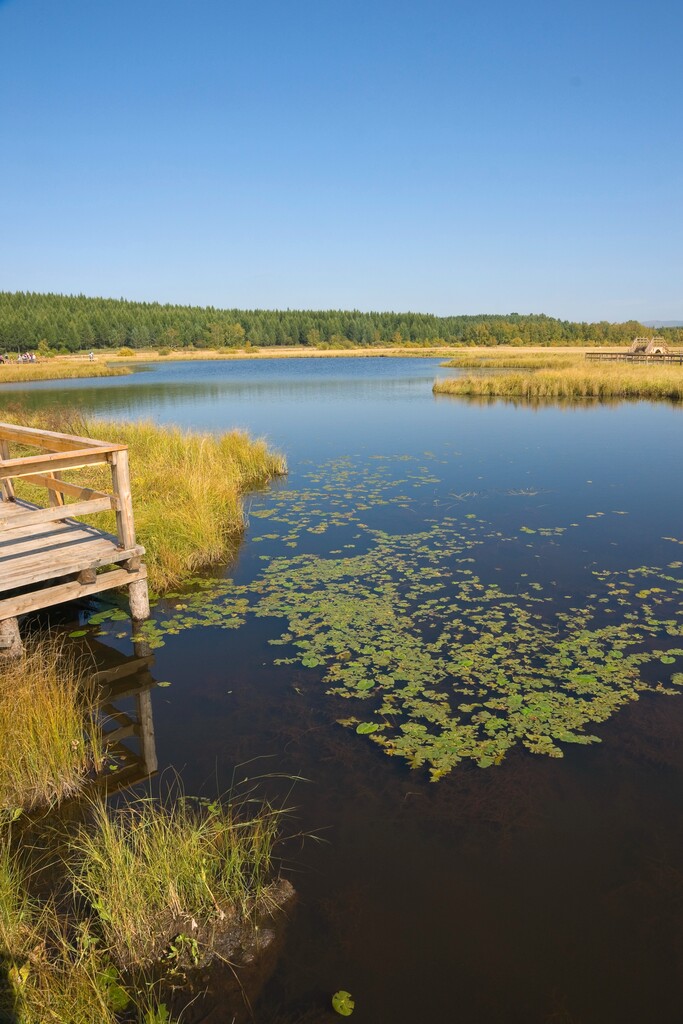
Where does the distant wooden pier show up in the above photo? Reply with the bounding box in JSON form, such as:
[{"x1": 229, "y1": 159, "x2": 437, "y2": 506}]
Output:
[
  {"x1": 0, "y1": 422, "x2": 149, "y2": 655},
  {"x1": 585, "y1": 352, "x2": 683, "y2": 364}
]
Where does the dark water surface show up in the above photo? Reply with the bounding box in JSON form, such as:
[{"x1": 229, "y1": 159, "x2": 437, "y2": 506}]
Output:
[{"x1": 4, "y1": 358, "x2": 683, "y2": 1023}]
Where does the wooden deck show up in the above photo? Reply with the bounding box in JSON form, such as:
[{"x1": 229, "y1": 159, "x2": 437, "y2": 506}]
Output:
[
  {"x1": 585, "y1": 352, "x2": 683, "y2": 364},
  {"x1": 0, "y1": 422, "x2": 149, "y2": 633}
]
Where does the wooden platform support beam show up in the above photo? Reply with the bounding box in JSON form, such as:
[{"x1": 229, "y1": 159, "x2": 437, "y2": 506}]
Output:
[
  {"x1": 128, "y1": 578, "x2": 150, "y2": 621},
  {"x1": 0, "y1": 566, "x2": 148, "y2": 621},
  {"x1": 0, "y1": 617, "x2": 22, "y2": 660},
  {"x1": 0, "y1": 422, "x2": 150, "y2": 631}
]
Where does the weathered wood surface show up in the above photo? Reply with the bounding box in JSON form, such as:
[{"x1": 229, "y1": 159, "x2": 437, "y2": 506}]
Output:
[
  {"x1": 0, "y1": 421, "x2": 124, "y2": 452},
  {"x1": 0, "y1": 617, "x2": 22, "y2": 658},
  {"x1": 0, "y1": 496, "x2": 115, "y2": 532},
  {"x1": 0, "y1": 422, "x2": 149, "y2": 628},
  {"x1": 0, "y1": 501, "x2": 144, "y2": 589}
]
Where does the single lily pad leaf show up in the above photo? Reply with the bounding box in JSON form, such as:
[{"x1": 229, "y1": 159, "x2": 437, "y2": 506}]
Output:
[{"x1": 332, "y1": 991, "x2": 355, "y2": 1016}]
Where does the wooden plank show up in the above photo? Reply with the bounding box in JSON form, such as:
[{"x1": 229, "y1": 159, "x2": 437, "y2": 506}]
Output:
[
  {"x1": 0, "y1": 448, "x2": 117, "y2": 480},
  {"x1": 1, "y1": 542, "x2": 144, "y2": 590},
  {"x1": 0, "y1": 497, "x2": 115, "y2": 532},
  {"x1": 585, "y1": 352, "x2": 683, "y2": 364},
  {"x1": 1, "y1": 540, "x2": 144, "y2": 581},
  {"x1": 0, "y1": 518, "x2": 110, "y2": 551},
  {"x1": 23, "y1": 473, "x2": 111, "y2": 503},
  {"x1": 0, "y1": 422, "x2": 125, "y2": 452},
  {"x1": 0, "y1": 496, "x2": 31, "y2": 516},
  {"x1": 0, "y1": 565, "x2": 148, "y2": 619},
  {"x1": 0, "y1": 501, "x2": 121, "y2": 544},
  {"x1": 0, "y1": 524, "x2": 103, "y2": 554}
]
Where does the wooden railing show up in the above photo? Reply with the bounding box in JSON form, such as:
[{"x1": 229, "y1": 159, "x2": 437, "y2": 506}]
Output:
[
  {"x1": 0, "y1": 422, "x2": 137, "y2": 550},
  {"x1": 585, "y1": 352, "x2": 683, "y2": 364}
]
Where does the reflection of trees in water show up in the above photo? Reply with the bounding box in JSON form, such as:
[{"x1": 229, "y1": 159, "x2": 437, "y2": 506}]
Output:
[{"x1": 3, "y1": 367, "x2": 439, "y2": 421}]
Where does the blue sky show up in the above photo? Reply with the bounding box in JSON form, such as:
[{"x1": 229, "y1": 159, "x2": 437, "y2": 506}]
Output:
[{"x1": 1, "y1": 0, "x2": 681, "y2": 321}]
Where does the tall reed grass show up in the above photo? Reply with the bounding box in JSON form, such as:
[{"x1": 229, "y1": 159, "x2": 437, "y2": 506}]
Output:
[
  {"x1": 0, "y1": 639, "x2": 102, "y2": 811},
  {"x1": 0, "y1": 833, "x2": 124, "y2": 1024},
  {"x1": 434, "y1": 364, "x2": 683, "y2": 401},
  {"x1": 0, "y1": 362, "x2": 129, "y2": 383},
  {"x1": 69, "y1": 792, "x2": 281, "y2": 969},
  {"x1": 441, "y1": 348, "x2": 587, "y2": 370},
  {"x1": 9, "y1": 415, "x2": 287, "y2": 592},
  {"x1": 91, "y1": 420, "x2": 287, "y2": 590}
]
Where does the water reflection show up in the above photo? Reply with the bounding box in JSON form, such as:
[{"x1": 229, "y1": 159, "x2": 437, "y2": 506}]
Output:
[{"x1": 92, "y1": 640, "x2": 159, "y2": 794}]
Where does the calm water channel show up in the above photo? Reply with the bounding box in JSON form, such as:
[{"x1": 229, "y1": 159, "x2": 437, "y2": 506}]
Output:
[{"x1": 3, "y1": 357, "x2": 683, "y2": 1023}]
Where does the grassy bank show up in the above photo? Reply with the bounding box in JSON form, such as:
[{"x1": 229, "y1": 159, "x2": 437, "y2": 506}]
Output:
[
  {"x1": 434, "y1": 363, "x2": 683, "y2": 401},
  {"x1": 99, "y1": 417, "x2": 286, "y2": 593},
  {"x1": 70, "y1": 793, "x2": 281, "y2": 970},
  {"x1": 10, "y1": 416, "x2": 287, "y2": 592},
  {"x1": 0, "y1": 361, "x2": 130, "y2": 383},
  {"x1": 440, "y1": 346, "x2": 592, "y2": 369},
  {"x1": 97, "y1": 420, "x2": 287, "y2": 591},
  {"x1": 0, "y1": 836, "x2": 123, "y2": 1024},
  {"x1": 0, "y1": 639, "x2": 102, "y2": 811},
  {"x1": 0, "y1": 787, "x2": 286, "y2": 1023},
  {"x1": 103, "y1": 345, "x2": 464, "y2": 362}
]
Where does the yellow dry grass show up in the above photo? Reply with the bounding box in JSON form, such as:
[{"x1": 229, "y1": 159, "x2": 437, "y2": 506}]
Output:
[
  {"x1": 0, "y1": 638, "x2": 102, "y2": 811},
  {"x1": 8, "y1": 414, "x2": 287, "y2": 592},
  {"x1": 0, "y1": 361, "x2": 129, "y2": 383},
  {"x1": 434, "y1": 362, "x2": 683, "y2": 401}
]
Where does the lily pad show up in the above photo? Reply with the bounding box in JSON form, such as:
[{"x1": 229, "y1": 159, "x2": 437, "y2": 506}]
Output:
[{"x1": 332, "y1": 991, "x2": 355, "y2": 1016}]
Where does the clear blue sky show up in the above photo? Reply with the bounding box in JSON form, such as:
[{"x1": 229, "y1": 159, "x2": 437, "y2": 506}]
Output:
[{"x1": 1, "y1": 0, "x2": 681, "y2": 321}]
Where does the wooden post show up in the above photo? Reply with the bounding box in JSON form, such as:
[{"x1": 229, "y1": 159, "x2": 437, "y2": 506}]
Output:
[
  {"x1": 129, "y1": 579, "x2": 150, "y2": 620},
  {"x1": 47, "y1": 472, "x2": 65, "y2": 508},
  {"x1": 110, "y1": 450, "x2": 136, "y2": 549},
  {"x1": 111, "y1": 449, "x2": 151, "y2": 621},
  {"x1": 0, "y1": 439, "x2": 15, "y2": 502},
  {"x1": 0, "y1": 617, "x2": 22, "y2": 659}
]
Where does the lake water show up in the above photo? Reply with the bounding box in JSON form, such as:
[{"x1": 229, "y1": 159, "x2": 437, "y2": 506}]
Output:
[{"x1": 4, "y1": 358, "x2": 683, "y2": 1023}]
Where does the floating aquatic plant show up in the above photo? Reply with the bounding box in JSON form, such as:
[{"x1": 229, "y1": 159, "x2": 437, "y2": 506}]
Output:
[{"x1": 92, "y1": 454, "x2": 683, "y2": 780}]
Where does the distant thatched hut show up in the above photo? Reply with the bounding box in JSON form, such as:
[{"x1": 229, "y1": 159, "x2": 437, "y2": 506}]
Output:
[{"x1": 629, "y1": 336, "x2": 670, "y2": 355}]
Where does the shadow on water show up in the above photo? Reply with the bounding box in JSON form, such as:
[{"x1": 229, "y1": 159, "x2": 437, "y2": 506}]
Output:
[
  {"x1": 4, "y1": 626, "x2": 295, "y2": 1024},
  {"x1": 0, "y1": 960, "x2": 19, "y2": 1024}
]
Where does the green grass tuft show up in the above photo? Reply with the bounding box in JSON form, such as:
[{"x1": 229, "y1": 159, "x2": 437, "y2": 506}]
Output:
[
  {"x1": 434, "y1": 363, "x2": 683, "y2": 401},
  {"x1": 69, "y1": 791, "x2": 281, "y2": 969},
  {"x1": 9, "y1": 414, "x2": 287, "y2": 592},
  {"x1": 0, "y1": 638, "x2": 102, "y2": 812}
]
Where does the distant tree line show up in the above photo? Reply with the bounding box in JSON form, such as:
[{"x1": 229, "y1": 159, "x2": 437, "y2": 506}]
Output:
[{"x1": 0, "y1": 291, "x2": 679, "y2": 354}]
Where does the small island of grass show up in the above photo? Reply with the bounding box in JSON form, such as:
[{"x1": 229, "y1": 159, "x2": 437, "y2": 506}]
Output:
[
  {"x1": 0, "y1": 360, "x2": 131, "y2": 383},
  {"x1": 435, "y1": 357, "x2": 683, "y2": 402}
]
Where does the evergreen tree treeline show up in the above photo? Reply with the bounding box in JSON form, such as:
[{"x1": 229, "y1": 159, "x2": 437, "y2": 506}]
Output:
[{"x1": 0, "y1": 292, "x2": 677, "y2": 353}]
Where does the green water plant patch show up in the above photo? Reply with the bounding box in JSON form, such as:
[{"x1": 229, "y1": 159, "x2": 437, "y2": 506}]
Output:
[{"x1": 92, "y1": 455, "x2": 683, "y2": 780}]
